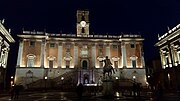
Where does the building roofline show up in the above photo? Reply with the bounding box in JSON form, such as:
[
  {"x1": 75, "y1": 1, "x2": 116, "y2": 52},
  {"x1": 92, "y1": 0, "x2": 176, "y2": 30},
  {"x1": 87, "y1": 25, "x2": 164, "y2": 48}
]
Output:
[{"x1": 0, "y1": 22, "x2": 15, "y2": 43}]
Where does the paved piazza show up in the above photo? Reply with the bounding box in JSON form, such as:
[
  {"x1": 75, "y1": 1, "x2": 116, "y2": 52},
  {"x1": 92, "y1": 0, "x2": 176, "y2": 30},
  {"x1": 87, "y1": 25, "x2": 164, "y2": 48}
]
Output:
[
  {"x1": 0, "y1": 91, "x2": 180, "y2": 101},
  {"x1": 0, "y1": 91, "x2": 147, "y2": 101}
]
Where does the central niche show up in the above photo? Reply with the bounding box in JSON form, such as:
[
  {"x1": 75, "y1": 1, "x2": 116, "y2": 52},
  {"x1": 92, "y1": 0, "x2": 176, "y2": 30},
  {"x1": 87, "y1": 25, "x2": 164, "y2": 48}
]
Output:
[{"x1": 81, "y1": 45, "x2": 88, "y2": 57}]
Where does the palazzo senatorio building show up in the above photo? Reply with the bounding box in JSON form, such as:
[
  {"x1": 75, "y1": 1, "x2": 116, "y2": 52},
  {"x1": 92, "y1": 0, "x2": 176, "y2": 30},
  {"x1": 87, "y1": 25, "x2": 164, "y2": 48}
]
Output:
[
  {"x1": 0, "y1": 20, "x2": 15, "y2": 89},
  {"x1": 155, "y1": 24, "x2": 180, "y2": 90},
  {"x1": 15, "y1": 10, "x2": 146, "y2": 88}
]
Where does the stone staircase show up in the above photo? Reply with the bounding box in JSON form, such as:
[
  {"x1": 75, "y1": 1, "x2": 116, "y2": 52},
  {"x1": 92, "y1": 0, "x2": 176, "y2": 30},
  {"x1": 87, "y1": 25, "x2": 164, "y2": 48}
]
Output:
[{"x1": 25, "y1": 69, "x2": 78, "y2": 90}]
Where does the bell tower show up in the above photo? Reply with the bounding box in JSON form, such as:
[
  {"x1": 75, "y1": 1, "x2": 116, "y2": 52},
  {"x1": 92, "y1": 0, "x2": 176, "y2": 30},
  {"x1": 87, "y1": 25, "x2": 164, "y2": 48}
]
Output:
[{"x1": 76, "y1": 10, "x2": 89, "y2": 37}]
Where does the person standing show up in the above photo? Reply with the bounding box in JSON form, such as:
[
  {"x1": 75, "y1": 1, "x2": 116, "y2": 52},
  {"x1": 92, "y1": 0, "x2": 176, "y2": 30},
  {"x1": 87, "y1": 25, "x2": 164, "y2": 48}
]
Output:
[
  {"x1": 76, "y1": 83, "x2": 84, "y2": 100},
  {"x1": 10, "y1": 85, "x2": 15, "y2": 99},
  {"x1": 14, "y1": 85, "x2": 20, "y2": 99}
]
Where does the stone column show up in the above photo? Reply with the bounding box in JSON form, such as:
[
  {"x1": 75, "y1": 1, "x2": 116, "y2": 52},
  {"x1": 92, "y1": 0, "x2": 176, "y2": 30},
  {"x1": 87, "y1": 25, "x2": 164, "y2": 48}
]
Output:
[
  {"x1": 140, "y1": 43, "x2": 145, "y2": 68},
  {"x1": 74, "y1": 44, "x2": 78, "y2": 68},
  {"x1": 121, "y1": 42, "x2": 127, "y2": 68},
  {"x1": 160, "y1": 51, "x2": 166, "y2": 69},
  {"x1": 172, "y1": 47, "x2": 178, "y2": 66},
  {"x1": 170, "y1": 46, "x2": 176, "y2": 66},
  {"x1": 106, "y1": 45, "x2": 110, "y2": 58},
  {"x1": 4, "y1": 48, "x2": 9, "y2": 68},
  {"x1": 57, "y1": 43, "x2": 62, "y2": 68},
  {"x1": 0, "y1": 36, "x2": 2, "y2": 53},
  {"x1": 0, "y1": 39, "x2": 3, "y2": 66},
  {"x1": 92, "y1": 44, "x2": 96, "y2": 68},
  {"x1": 168, "y1": 46, "x2": 173, "y2": 67},
  {"x1": 17, "y1": 40, "x2": 23, "y2": 67},
  {"x1": 40, "y1": 40, "x2": 45, "y2": 67}
]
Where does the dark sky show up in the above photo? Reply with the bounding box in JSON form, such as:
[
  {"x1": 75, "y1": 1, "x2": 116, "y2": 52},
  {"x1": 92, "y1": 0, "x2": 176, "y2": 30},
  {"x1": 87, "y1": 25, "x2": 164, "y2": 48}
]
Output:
[{"x1": 1, "y1": 0, "x2": 180, "y2": 75}]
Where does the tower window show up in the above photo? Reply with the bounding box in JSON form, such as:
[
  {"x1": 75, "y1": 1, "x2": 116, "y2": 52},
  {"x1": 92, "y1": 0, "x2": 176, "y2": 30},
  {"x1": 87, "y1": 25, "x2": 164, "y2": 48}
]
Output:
[
  {"x1": 81, "y1": 14, "x2": 85, "y2": 21},
  {"x1": 30, "y1": 41, "x2": 35, "y2": 47},
  {"x1": 82, "y1": 28, "x2": 85, "y2": 33},
  {"x1": 130, "y1": 43, "x2": 135, "y2": 48}
]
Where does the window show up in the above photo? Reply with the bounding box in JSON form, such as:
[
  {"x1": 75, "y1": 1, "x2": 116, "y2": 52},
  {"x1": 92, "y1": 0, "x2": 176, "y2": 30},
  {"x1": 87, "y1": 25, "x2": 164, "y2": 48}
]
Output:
[
  {"x1": 48, "y1": 56, "x2": 56, "y2": 68},
  {"x1": 99, "y1": 48, "x2": 103, "y2": 56},
  {"x1": 66, "y1": 61, "x2": 70, "y2": 68},
  {"x1": 114, "y1": 61, "x2": 118, "y2": 68},
  {"x1": 130, "y1": 43, "x2": 135, "y2": 48},
  {"x1": 27, "y1": 55, "x2": 35, "y2": 67},
  {"x1": 81, "y1": 45, "x2": 88, "y2": 57},
  {"x1": 132, "y1": 60, "x2": 136, "y2": 68},
  {"x1": 99, "y1": 61, "x2": 103, "y2": 68},
  {"x1": 49, "y1": 60, "x2": 53, "y2": 68},
  {"x1": 130, "y1": 56, "x2": 137, "y2": 68},
  {"x1": 112, "y1": 45, "x2": 118, "y2": 49},
  {"x1": 30, "y1": 41, "x2": 35, "y2": 47},
  {"x1": 50, "y1": 43, "x2": 55, "y2": 48}
]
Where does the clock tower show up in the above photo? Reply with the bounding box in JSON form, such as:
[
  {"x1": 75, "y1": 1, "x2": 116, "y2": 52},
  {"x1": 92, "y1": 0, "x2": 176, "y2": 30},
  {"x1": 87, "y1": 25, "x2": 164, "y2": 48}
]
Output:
[{"x1": 76, "y1": 10, "x2": 89, "y2": 37}]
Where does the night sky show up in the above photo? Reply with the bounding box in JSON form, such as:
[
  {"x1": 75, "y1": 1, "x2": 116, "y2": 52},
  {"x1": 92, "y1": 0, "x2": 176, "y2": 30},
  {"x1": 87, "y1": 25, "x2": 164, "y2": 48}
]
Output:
[{"x1": 1, "y1": 0, "x2": 180, "y2": 75}]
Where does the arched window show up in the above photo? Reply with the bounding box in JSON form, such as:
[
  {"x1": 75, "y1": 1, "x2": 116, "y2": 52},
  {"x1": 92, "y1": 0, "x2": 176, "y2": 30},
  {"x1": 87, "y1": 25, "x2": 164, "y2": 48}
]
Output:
[{"x1": 27, "y1": 54, "x2": 36, "y2": 67}]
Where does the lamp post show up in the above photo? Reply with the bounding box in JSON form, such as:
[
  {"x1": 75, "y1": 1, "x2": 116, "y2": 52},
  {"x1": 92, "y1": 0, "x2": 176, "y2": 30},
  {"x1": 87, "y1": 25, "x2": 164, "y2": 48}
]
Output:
[
  {"x1": 10, "y1": 76, "x2": 14, "y2": 87},
  {"x1": 133, "y1": 76, "x2": 136, "y2": 82},
  {"x1": 44, "y1": 76, "x2": 47, "y2": 91},
  {"x1": 61, "y1": 77, "x2": 64, "y2": 90},
  {"x1": 61, "y1": 77, "x2": 64, "y2": 85}
]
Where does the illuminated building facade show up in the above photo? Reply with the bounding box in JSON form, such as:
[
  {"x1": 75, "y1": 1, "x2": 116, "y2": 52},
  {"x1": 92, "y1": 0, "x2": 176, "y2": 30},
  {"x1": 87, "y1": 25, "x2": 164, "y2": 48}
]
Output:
[
  {"x1": 0, "y1": 20, "x2": 15, "y2": 89},
  {"x1": 15, "y1": 10, "x2": 146, "y2": 88},
  {"x1": 155, "y1": 24, "x2": 180, "y2": 89}
]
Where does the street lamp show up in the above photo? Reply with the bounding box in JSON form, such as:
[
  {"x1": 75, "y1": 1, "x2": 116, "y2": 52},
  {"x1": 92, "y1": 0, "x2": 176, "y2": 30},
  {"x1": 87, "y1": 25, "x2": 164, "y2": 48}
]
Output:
[
  {"x1": 133, "y1": 76, "x2": 136, "y2": 82},
  {"x1": 44, "y1": 76, "x2": 47, "y2": 91},
  {"x1": 61, "y1": 77, "x2": 64, "y2": 84},
  {"x1": 11, "y1": 76, "x2": 14, "y2": 87}
]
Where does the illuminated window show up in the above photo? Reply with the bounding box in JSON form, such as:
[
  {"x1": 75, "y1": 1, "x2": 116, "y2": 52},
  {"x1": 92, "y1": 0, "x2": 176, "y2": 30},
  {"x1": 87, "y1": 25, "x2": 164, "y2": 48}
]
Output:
[
  {"x1": 99, "y1": 48, "x2": 103, "y2": 56},
  {"x1": 27, "y1": 55, "x2": 36, "y2": 67},
  {"x1": 50, "y1": 43, "x2": 55, "y2": 48},
  {"x1": 81, "y1": 45, "x2": 88, "y2": 57}
]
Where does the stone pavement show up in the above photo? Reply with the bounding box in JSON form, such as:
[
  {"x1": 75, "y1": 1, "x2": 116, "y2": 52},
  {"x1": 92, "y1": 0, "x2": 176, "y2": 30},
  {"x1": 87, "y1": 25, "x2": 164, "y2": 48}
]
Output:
[{"x1": 0, "y1": 91, "x2": 180, "y2": 101}]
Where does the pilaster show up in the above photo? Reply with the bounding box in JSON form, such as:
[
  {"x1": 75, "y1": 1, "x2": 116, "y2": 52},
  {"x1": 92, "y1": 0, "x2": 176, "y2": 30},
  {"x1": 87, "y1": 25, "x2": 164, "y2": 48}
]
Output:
[
  {"x1": 92, "y1": 44, "x2": 96, "y2": 68},
  {"x1": 17, "y1": 40, "x2": 23, "y2": 67},
  {"x1": 121, "y1": 42, "x2": 127, "y2": 68},
  {"x1": 40, "y1": 40, "x2": 45, "y2": 67},
  {"x1": 74, "y1": 44, "x2": 78, "y2": 67}
]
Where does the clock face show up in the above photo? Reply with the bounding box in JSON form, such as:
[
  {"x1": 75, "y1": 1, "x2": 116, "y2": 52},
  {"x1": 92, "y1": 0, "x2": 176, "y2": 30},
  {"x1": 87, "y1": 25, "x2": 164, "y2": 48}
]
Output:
[{"x1": 80, "y1": 21, "x2": 86, "y2": 27}]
